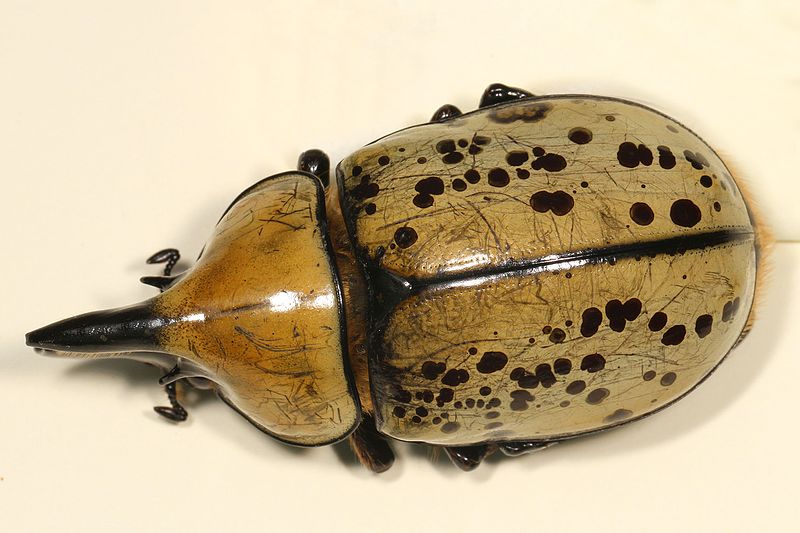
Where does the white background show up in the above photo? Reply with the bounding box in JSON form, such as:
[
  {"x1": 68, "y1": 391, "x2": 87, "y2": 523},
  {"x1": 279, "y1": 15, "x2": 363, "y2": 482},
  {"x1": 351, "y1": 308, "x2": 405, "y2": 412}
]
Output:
[{"x1": 1, "y1": 1, "x2": 798, "y2": 531}]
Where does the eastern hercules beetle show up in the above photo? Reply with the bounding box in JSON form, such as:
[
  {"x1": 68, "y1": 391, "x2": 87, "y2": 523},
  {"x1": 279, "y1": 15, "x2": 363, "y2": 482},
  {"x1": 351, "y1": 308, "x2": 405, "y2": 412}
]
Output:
[{"x1": 27, "y1": 83, "x2": 767, "y2": 472}]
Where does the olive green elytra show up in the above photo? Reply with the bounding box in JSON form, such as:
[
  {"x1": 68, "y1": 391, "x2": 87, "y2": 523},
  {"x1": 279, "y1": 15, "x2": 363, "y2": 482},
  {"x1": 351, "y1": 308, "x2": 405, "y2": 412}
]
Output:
[{"x1": 26, "y1": 83, "x2": 767, "y2": 472}]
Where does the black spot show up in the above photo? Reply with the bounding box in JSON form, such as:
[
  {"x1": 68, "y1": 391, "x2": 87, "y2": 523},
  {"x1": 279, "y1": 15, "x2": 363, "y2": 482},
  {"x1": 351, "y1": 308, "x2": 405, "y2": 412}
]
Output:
[
  {"x1": 580, "y1": 181, "x2": 589, "y2": 188},
  {"x1": 568, "y1": 127, "x2": 593, "y2": 144},
  {"x1": 466, "y1": 398, "x2": 475, "y2": 408},
  {"x1": 657, "y1": 146, "x2": 676, "y2": 169},
  {"x1": 394, "y1": 227, "x2": 418, "y2": 249},
  {"x1": 437, "y1": 388, "x2": 454, "y2": 403},
  {"x1": 468, "y1": 144, "x2": 482, "y2": 155},
  {"x1": 684, "y1": 150, "x2": 708, "y2": 170},
  {"x1": 432, "y1": 417, "x2": 441, "y2": 425},
  {"x1": 617, "y1": 142, "x2": 653, "y2": 168},
  {"x1": 415, "y1": 177, "x2": 445, "y2": 196},
  {"x1": 479, "y1": 386, "x2": 491, "y2": 396},
  {"x1": 468, "y1": 347, "x2": 478, "y2": 355},
  {"x1": 413, "y1": 194, "x2": 433, "y2": 209},
  {"x1": 605, "y1": 115, "x2": 616, "y2": 121},
  {"x1": 566, "y1": 380, "x2": 586, "y2": 394},
  {"x1": 452, "y1": 178, "x2": 467, "y2": 191},
  {"x1": 643, "y1": 370, "x2": 656, "y2": 381},
  {"x1": 648, "y1": 312, "x2": 668, "y2": 332},
  {"x1": 510, "y1": 367, "x2": 526, "y2": 381},
  {"x1": 629, "y1": 202, "x2": 654, "y2": 226},
  {"x1": 411, "y1": 415, "x2": 421, "y2": 423},
  {"x1": 476, "y1": 399, "x2": 485, "y2": 408},
  {"x1": 443, "y1": 152, "x2": 464, "y2": 164},
  {"x1": 458, "y1": 139, "x2": 468, "y2": 148},
  {"x1": 417, "y1": 157, "x2": 427, "y2": 164},
  {"x1": 549, "y1": 328, "x2": 566, "y2": 343},
  {"x1": 462, "y1": 169, "x2": 480, "y2": 184},
  {"x1": 605, "y1": 299, "x2": 626, "y2": 332},
  {"x1": 604, "y1": 409, "x2": 633, "y2": 423},
  {"x1": 423, "y1": 390, "x2": 434, "y2": 403},
  {"x1": 510, "y1": 390, "x2": 534, "y2": 411},
  {"x1": 661, "y1": 325, "x2": 686, "y2": 346},
  {"x1": 535, "y1": 364, "x2": 557, "y2": 388},
  {"x1": 364, "y1": 203, "x2": 376, "y2": 215},
  {"x1": 441, "y1": 421, "x2": 460, "y2": 433},
  {"x1": 542, "y1": 325, "x2": 552, "y2": 334},
  {"x1": 476, "y1": 351, "x2": 508, "y2": 374},
  {"x1": 623, "y1": 298, "x2": 642, "y2": 321},
  {"x1": 485, "y1": 411, "x2": 500, "y2": 419},
  {"x1": 378, "y1": 155, "x2": 390, "y2": 166},
  {"x1": 722, "y1": 297, "x2": 741, "y2": 322},
  {"x1": 695, "y1": 314, "x2": 713, "y2": 338},
  {"x1": 435, "y1": 140, "x2": 456, "y2": 154},
  {"x1": 516, "y1": 168, "x2": 530, "y2": 179},
  {"x1": 586, "y1": 388, "x2": 610, "y2": 404},
  {"x1": 530, "y1": 190, "x2": 574, "y2": 215},
  {"x1": 714, "y1": 202, "x2": 721, "y2": 212},
  {"x1": 392, "y1": 406, "x2": 406, "y2": 418},
  {"x1": 441, "y1": 369, "x2": 469, "y2": 386},
  {"x1": 506, "y1": 151, "x2": 529, "y2": 166},
  {"x1": 518, "y1": 373, "x2": 539, "y2": 389},
  {"x1": 581, "y1": 307, "x2": 603, "y2": 337},
  {"x1": 473, "y1": 135, "x2": 491, "y2": 145},
  {"x1": 416, "y1": 406, "x2": 428, "y2": 417},
  {"x1": 531, "y1": 152, "x2": 567, "y2": 172},
  {"x1": 580, "y1": 353, "x2": 606, "y2": 373},
  {"x1": 532, "y1": 147, "x2": 545, "y2": 157},
  {"x1": 352, "y1": 165, "x2": 362, "y2": 177},
  {"x1": 670, "y1": 199, "x2": 702, "y2": 227},
  {"x1": 553, "y1": 358, "x2": 572, "y2": 375},
  {"x1": 421, "y1": 361, "x2": 446, "y2": 380},
  {"x1": 660, "y1": 372, "x2": 677, "y2": 386},
  {"x1": 350, "y1": 175, "x2": 379, "y2": 200},
  {"x1": 700, "y1": 175, "x2": 713, "y2": 188},
  {"x1": 486, "y1": 398, "x2": 501, "y2": 408},
  {"x1": 485, "y1": 422, "x2": 504, "y2": 430},
  {"x1": 487, "y1": 168, "x2": 510, "y2": 187}
]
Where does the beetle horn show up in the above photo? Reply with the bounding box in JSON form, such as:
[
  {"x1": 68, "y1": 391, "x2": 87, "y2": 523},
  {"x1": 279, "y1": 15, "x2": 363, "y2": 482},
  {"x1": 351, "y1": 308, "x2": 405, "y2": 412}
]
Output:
[{"x1": 25, "y1": 299, "x2": 168, "y2": 355}]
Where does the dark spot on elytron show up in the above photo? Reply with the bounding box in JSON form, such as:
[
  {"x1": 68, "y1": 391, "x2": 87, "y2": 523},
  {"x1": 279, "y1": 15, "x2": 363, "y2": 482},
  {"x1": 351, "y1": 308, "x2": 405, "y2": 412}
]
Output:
[
  {"x1": 605, "y1": 299, "x2": 626, "y2": 332},
  {"x1": 411, "y1": 415, "x2": 421, "y2": 423},
  {"x1": 432, "y1": 417, "x2": 441, "y2": 425},
  {"x1": 617, "y1": 142, "x2": 653, "y2": 168},
  {"x1": 476, "y1": 351, "x2": 508, "y2": 374},
  {"x1": 581, "y1": 307, "x2": 603, "y2": 337},
  {"x1": 392, "y1": 406, "x2": 406, "y2": 418},
  {"x1": 421, "y1": 360, "x2": 446, "y2": 380},
  {"x1": 458, "y1": 139, "x2": 468, "y2": 148},
  {"x1": 666, "y1": 124, "x2": 678, "y2": 133},
  {"x1": 568, "y1": 127, "x2": 593, "y2": 144},
  {"x1": 441, "y1": 413, "x2": 450, "y2": 419},
  {"x1": 565, "y1": 319, "x2": 573, "y2": 326},
  {"x1": 518, "y1": 373, "x2": 539, "y2": 389},
  {"x1": 531, "y1": 152, "x2": 568, "y2": 172},
  {"x1": 453, "y1": 401, "x2": 463, "y2": 409},
  {"x1": 394, "y1": 226, "x2": 418, "y2": 249},
  {"x1": 700, "y1": 175, "x2": 713, "y2": 188},
  {"x1": 352, "y1": 165, "x2": 362, "y2": 177},
  {"x1": 466, "y1": 347, "x2": 477, "y2": 356},
  {"x1": 393, "y1": 389, "x2": 412, "y2": 403},
  {"x1": 643, "y1": 370, "x2": 656, "y2": 381},
  {"x1": 581, "y1": 353, "x2": 606, "y2": 373},
  {"x1": 648, "y1": 312, "x2": 668, "y2": 332},
  {"x1": 473, "y1": 135, "x2": 491, "y2": 145},
  {"x1": 413, "y1": 194, "x2": 434, "y2": 208},
  {"x1": 441, "y1": 368, "x2": 470, "y2": 386},
  {"x1": 623, "y1": 298, "x2": 642, "y2": 321},
  {"x1": 506, "y1": 151, "x2": 529, "y2": 166},
  {"x1": 468, "y1": 145, "x2": 482, "y2": 155},
  {"x1": 476, "y1": 399, "x2": 485, "y2": 408},
  {"x1": 479, "y1": 386, "x2": 491, "y2": 396},
  {"x1": 670, "y1": 199, "x2": 702, "y2": 227},
  {"x1": 510, "y1": 367, "x2": 525, "y2": 381},
  {"x1": 463, "y1": 169, "x2": 480, "y2": 184},
  {"x1": 553, "y1": 358, "x2": 572, "y2": 375},
  {"x1": 549, "y1": 328, "x2": 566, "y2": 344},
  {"x1": 528, "y1": 337, "x2": 536, "y2": 343},
  {"x1": 488, "y1": 167, "x2": 510, "y2": 187},
  {"x1": 661, "y1": 325, "x2": 686, "y2": 346},
  {"x1": 423, "y1": 390, "x2": 434, "y2": 403},
  {"x1": 350, "y1": 175, "x2": 379, "y2": 201},
  {"x1": 398, "y1": 147, "x2": 405, "y2": 152},
  {"x1": 586, "y1": 388, "x2": 610, "y2": 404},
  {"x1": 542, "y1": 325, "x2": 552, "y2": 334},
  {"x1": 722, "y1": 297, "x2": 741, "y2": 322},
  {"x1": 535, "y1": 364, "x2": 557, "y2": 388},
  {"x1": 416, "y1": 406, "x2": 428, "y2": 417},
  {"x1": 516, "y1": 168, "x2": 530, "y2": 179},
  {"x1": 660, "y1": 372, "x2": 677, "y2": 386},
  {"x1": 485, "y1": 411, "x2": 500, "y2": 419},
  {"x1": 530, "y1": 190, "x2": 574, "y2": 215},
  {"x1": 510, "y1": 389, "x2": 534, "y2": 411},
  {"x1": 532, "y1": 146, "x2": 545, "y2": 157},
  {"x1": 630, "y1": 202, "x2": 654, "y2": 226},
  {"x1": 437, "y1": 388, "x2": 454, "y2": 403},
  {"x1": 657, "y1": 146, "x2": 676, "y2": 169},
  {"x1": 487, "y1": 398, "x2": 501, "y2": 408},
  {"x1": 695, "y1": 314, "x2": 713, "y2": 338},
  {"x1": 560, "y1": 400, "x2": 570, "y2": 408},
  {"x1": 417, "y1": 157, "x2": 427, "y2": 164},
  {"x1": 443, "y1": 152, "x2": 464, "y2": 164},
  {"x1": 364, "y1": 203, "x2": 376, "y2": 215},
  {"x1": 451, "y1": 178, "x2": 467, "y2": 191},
  {"x1": 684, "y1": 150, "x2": 708, "y2": 170},
  {"x1": 416, "y1": 176, "x2": 444, "y2": 196},
  {"x1": 466, "y1": 398, "x2": 475, "y2": 408},
  {"x1": 605, "y1": 115, "x2": 616, "y2": 121},
  {"x1": 378, "y1": 155, "x2": 390, "y2": 166},
  {"x1": 485, "y1": 422, "x2": 504, "y2": 430},
  {"x1": 566, "y1": 380, "x2": 586, "y2": 394},
  {"x1": 714, "y1": 201, "x2": 721, "y2": 212},
  {"x1": 441, "y1": 421, "x2": 460, "y2": 433},
  {"x1": 604, "y1": 409, "x2": 633, "y2": 423},
  {"x1": 435, "y1": 140, "x2": 456, "y2": 154},
  {"x1": 488, "y1": 102, "x2": 552, "y2": 124}
]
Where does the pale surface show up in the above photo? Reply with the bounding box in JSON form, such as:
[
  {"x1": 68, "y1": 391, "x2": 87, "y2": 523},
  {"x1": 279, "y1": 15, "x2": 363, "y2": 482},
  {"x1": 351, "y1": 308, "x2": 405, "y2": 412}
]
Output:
[{"x1": 0, "y1": 1, "x2": 797, "y2": 532}]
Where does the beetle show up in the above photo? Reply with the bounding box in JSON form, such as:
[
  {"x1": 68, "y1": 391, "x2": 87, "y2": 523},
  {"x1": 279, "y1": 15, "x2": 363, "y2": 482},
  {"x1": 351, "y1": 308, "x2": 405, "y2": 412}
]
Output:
[{"x1": 26, "y1": 83, "x2": 767, "y2": 472}]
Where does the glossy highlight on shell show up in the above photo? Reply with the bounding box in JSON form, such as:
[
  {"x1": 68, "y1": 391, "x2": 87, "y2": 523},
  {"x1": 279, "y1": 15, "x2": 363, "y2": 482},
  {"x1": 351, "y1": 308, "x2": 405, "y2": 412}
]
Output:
[{"x1": 26, "y1": 83, "x2": 765, "y2": 472}]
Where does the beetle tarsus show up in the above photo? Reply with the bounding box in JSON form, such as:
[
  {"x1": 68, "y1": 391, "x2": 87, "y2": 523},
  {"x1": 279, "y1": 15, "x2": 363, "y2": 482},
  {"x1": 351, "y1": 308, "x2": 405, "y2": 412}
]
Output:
[
  {"x1": 349, "y1": 413, "x2": 395, "y2": 473},
  {"x1": 430, "y1": 104, "x2": 462, "y2": 122},
  {"x1": 444, "y1": 444, "x2": 491, "y2": 471},
  {"x1": 298, "y1": 149, "x2": 331, "y2": 188},
  {"x1": 479, "y1": 82, "x2": 534, "y2": 108},
  {"x1": 154, "y1": 380, "x2": 188, "y2": 423},
  {"x1": 146, "y1": 248, "x2": 180, "y2": 277},
  {"x1": 498, "y1": 440, "x2": 555, "y2": 456}
]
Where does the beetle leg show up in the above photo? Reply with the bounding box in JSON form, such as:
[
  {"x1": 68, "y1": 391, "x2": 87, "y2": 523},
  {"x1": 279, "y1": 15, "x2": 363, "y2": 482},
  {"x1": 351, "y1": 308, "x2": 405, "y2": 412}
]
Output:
[
  {"x1": 430, "y1": 104, "x2": 462, "y2": 122},
  {"x1": 444, "y1": 444, "x2": 491, "y2": 471},
  {"x1": 297, "y1": 149, "x2": 331, "y2": 188},
  {"x1": 153, "y1": 380, "x2": 188, "y2": 422},
  {"x1": 146, "y1": 248, "x2": 181, "y2": 276},
  {"x1": 498, "y1": 440, "x2": 556, "y2": 456},
  {"x1": 348, "y1": 413, "x2": 395, "y2": 473},
  {"x1": 479, "y1": 82, "x2": 534, "y2": 108}
]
